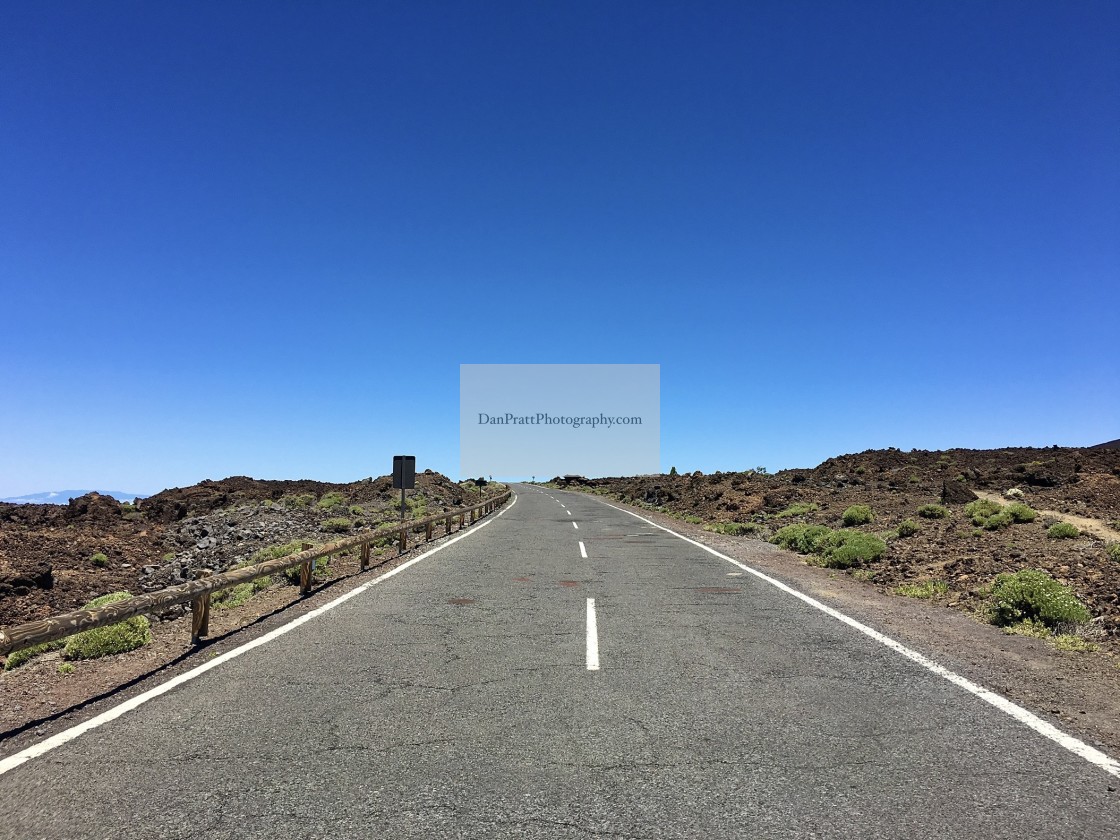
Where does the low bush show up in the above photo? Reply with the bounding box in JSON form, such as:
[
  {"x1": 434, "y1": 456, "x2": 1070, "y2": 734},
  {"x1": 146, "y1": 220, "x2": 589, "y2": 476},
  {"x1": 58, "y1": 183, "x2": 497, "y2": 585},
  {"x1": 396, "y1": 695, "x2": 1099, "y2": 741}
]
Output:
[
  {"x1": 989, "y1": 569, "x2": 1090, "y2": 628},
  {"x1": 896, "y1": 580, "x2": 948, "y2": 599},
  {"x1": 965, "y1": 499, "x2": 1012, "y2": 530},
  {"x1": 1047, "y1": 522, "x2": 1080, "y2": 539},
  {"x1": 771, "y1": 525, "x2": 884, "y2": 568},
  {"x1": 1106, "y1": 543, "x2": 1120, "y2": 562},
  {"x1": 349, "y1": 505, "x2": 365, "y2": 516},
  {"x1": 1053, "y1": 635, "x2": 1099, "y2": 653},
  {"x1": 4, "y1": 639, "x2": 64, "y2": 670},
  {"x1": 842, "y1": 505, "x2": 873, "y2": 526},
  {"x1": 819, "y1": 531, "x2": 886, "y2": 568},
  {"x1": 1004, "y1": 487, "x2": 1024, "y2": 499},
  {"x1": 91, "y1": 552, "x2": 108, "y2": 567},
  {"x1": 322, "y1": 517, "x2": 352, "y2": 533},
  {"x1": 772, "y1": 524, "x2": 835, "y2": 555},
  {"x1": 63, "y1": 592, "x2": 151, "y2": 660},
  {"x1": 896, "y1": 519, "x2": 921, "y2": 538},
  {"x1": 212, "y1": 576, "x2": 273, "y2": 610},
  {"x1": 318, "y1": 491, "x2": 346, "y2": 510},
  {"x1": 916, "y1": 504, "x2": 949, "y2": 519},
  {"x1": 704, "y1": 522, "x2": 762, "y2": 536},
  {"x1": 775, "y1": 502, "x2": 819, "y2": 518},
  {"x1": 1005, "y1": 503, "x2": 1037, "y2": 523},
  {"x1": 249, "y1": 540, "x2": 309, "y2": 565}
]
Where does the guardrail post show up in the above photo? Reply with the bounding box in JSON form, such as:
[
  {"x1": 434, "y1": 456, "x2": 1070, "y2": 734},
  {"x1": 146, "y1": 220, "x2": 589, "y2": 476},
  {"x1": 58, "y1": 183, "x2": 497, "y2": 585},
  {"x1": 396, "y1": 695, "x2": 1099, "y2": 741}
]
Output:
[
  {"x1": 425, "y1": 521, "x2": 433, "y2": 541},
  {"x1": 471, "y1": 506, "x2": 478, "y2": 523},
  {"x1": 190, "y1": 570, "x2": 212, "y2": 645},
  {"x1": 399, "y1": 527, "x2": 407, "y2": 553},
  {"x1": 360, "y1": 541, "x2": 370, "y2": 572},
  {"x1": 299, "y1": 543, "x2": 314, "y2": 594},
  {"x1": 459, "y1": 512, "x2": 465, "y2": 528},
  {"x1": 445, "y1": 515, "x2": 452, "y2": 535}
]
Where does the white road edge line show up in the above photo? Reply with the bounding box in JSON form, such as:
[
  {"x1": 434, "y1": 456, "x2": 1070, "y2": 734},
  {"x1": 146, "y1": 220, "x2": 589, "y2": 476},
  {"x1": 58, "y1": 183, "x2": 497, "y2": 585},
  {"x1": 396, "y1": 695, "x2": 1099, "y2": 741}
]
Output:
[
  {"x1": 586, "y1": 597, "x2": 600, "y2": 671},
  {"x1": 597, "y1": 499, "x2": 1120, "y2": 780},
  {"x1": 579, "y1": 541, "x2": 587, "y2": 558},
  {"x1": 0, "y1": 493, "x2": 521, "y2": 778}
]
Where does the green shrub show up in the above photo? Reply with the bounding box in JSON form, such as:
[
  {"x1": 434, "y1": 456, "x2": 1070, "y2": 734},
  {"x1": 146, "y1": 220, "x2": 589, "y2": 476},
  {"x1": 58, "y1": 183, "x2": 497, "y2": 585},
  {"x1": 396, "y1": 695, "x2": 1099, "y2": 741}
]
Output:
[
  {"x1": 916, "y1": 504, "x2": 949, "y2": 519},
  {"x1": 212, "y1": 576, "x2": 273, "y2": 610},
  {"x1": 91, "y1": 552, "x2": 108, "y2": 567},
  {"x1": 58, "y1": 662, "x2": 75, "y2": 675},
  {"x1": 772, "y1": 524, "x2": 885, "y2": 566},
  {"x1": 704, "y1": 522, "x2": 762, "y2": 536},
  {"x1": 4, "y1": 639, "x2": 65, "y2": 670},
  {"x1": 1005, "y1": 503, "x2": 1037, "y2": 523},
  {"x1": 248, "y1": 540, "x2": 309, "y2": 568},
  {"x1": 989, "y1": 569, "x2": 1090, "y2": 628},
  {"x1": 965, "y1": 499, "x2": 1012, "y2": 530},
  {"x1": 772, "y1": 524, "x2": 835, "y2": 554},
  {"x1": 1004, "y1": 617, "x2": 1051, "y2": 639},
  {"x1": 895, "y1": 580, "x2": 948, "y2": 599},
  {"x1": 322, "y1": 517, "x2": 352, "y2": 533},
  {"x1": 669, "y1": 466, "x2": 678, "y2": 476},
  {"x1": 1047, "y1": 522, "x2": 1079, "y2": 539},
  {"x1": 682, "y1": 514, "x2": 703, "y2": 524},
  {"x1": 775, "y1": 502, "x2": 819, "y2": 518},
  {"x1": 819, "y1": 530, "x2": 886, "y2": 568},
  {"x1": 1106, "y1": 543, "x2": 1120, "y2": 562},
  {"x1": 63, "y1": 592, "x2": 151, "y2": 660},
  {"x1": 1053, "y1": 635, "x2": 1099, "y2": 653},
  {"x1": 349, "y1": 505, "x2": 365, "y2": 516},
  {"x1": 841, "y1": 505, "x2": 873, "y2": 526},
  {"x1": 318, "y1": 491, "x2": 346, "y2": 510},
  {"x1": 896, "y1": 519, "x2": 921, "y2": 538}
]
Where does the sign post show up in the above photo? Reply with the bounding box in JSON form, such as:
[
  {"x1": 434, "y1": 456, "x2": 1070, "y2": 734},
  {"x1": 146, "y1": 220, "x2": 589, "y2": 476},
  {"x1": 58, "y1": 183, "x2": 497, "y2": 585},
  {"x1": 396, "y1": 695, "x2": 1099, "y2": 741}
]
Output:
[{"x1": 393, "y1": 456, "x2": 416, "y2": 523}]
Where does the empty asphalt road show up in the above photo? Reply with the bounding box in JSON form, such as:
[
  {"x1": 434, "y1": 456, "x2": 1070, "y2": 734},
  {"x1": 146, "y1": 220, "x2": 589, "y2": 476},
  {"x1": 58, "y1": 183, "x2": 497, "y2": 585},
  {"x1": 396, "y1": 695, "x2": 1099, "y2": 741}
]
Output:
[{"x1": 1, "y1": 485, "x2": 1117, "y2": 838}]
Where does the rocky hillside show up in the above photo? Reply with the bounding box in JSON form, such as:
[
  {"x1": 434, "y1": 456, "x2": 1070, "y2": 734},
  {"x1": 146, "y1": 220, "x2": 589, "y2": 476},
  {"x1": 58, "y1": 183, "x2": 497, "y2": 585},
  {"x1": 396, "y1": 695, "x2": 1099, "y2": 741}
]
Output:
[
  {"x1": 0, "y1": 471, "x2": 471, "y2": 628},
  {"x1": 555, "y1": 446, "x2": 1120, "y2": 648}
]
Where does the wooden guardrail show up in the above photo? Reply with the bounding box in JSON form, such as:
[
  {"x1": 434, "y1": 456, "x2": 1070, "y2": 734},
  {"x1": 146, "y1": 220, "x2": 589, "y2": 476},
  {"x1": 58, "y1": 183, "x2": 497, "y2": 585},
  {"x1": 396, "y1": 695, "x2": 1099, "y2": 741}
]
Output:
[{"x1": 0, "y1": 489, "x2": 512, "y2": 658}]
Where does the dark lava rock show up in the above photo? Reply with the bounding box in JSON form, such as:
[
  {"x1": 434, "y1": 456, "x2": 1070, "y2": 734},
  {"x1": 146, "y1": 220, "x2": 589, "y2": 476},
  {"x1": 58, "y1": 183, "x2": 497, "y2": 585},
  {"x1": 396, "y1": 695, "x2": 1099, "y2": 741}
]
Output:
[{"x1": 941, "y1": 479, "x2": 978, "y2": 505}]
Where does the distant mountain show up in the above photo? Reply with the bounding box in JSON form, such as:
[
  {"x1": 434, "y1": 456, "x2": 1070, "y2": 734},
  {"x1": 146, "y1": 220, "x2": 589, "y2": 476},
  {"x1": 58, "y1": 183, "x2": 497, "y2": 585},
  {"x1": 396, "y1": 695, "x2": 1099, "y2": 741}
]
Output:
[
  {"x1": 0, "y1": 490, "x2": 147, "y2": 505},
  {"x1": 1088, "y1": 439, "x2": 1120, "y2": 450}
]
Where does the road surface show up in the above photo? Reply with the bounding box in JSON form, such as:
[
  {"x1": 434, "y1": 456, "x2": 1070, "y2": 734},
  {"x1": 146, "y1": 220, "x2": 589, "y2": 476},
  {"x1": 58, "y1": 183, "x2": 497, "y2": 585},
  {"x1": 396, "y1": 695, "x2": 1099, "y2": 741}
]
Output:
[{"x1": 1, "y1": 484, "x2": 1116, "y2": 838}]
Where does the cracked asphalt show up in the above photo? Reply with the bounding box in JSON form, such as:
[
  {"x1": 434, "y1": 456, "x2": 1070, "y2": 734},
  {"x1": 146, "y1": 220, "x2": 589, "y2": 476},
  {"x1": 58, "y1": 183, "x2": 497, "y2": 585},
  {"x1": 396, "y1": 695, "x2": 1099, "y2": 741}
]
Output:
[{"x1": 2, "y1": 485, "x2": 1117, "y2": 838}]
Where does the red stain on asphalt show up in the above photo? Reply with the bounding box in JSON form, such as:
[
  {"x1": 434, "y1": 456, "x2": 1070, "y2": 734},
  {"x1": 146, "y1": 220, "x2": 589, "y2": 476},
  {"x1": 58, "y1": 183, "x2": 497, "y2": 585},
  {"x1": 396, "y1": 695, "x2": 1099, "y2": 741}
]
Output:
[
  {"x1": 448, "y1": 598, "x2": 476, "y2": 605},
  {"x1": 512, "y1": 577, "x2": 532, "y2": 582},
  {"x1": 558, "y1": 580, "x2": 580, "y2": 587},
  {"x1": 696, "y1": 587, "x2": 740, "y2": 594}
]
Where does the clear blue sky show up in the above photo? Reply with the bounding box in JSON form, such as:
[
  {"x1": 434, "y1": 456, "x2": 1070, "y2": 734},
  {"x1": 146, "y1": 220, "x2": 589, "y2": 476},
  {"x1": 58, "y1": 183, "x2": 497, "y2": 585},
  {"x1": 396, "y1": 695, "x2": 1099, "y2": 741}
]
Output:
[{"x1": 2, "y1": 1, "x2": 1117, "y2": 496}]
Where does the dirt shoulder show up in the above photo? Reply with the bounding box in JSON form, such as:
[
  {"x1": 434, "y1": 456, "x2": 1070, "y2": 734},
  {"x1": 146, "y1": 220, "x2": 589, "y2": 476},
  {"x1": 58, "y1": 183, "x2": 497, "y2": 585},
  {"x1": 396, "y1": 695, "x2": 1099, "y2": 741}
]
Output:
[{"x1": 580, "y1": 493, "x2": 1120, "y2": 759}]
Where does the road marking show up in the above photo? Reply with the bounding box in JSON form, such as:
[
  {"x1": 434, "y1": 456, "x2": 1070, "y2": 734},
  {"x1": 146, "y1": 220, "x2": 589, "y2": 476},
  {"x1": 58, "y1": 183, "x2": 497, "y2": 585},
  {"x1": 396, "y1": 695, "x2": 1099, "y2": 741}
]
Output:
[
  {"x1": 727, "y1": 572, "x2": 743, "y2": 577},
  {"x1": 572, "y1": 522, "x2": 579, "y2": 530},
  {"x1": 586, "y1": 598, "x2": 600, "y2": 671},
  {"x1": 579, "y1": 541, "x2": 587, "y2": 558},
  {"x1": 0, "y1": 494, "x2": 521, "y2": 778},
  {"x1": 597, "y1": 499, "x2": 1120, "y2": 780},
  {"x1": 567, "y1": 510, "x2": 572, "y2": 516}
]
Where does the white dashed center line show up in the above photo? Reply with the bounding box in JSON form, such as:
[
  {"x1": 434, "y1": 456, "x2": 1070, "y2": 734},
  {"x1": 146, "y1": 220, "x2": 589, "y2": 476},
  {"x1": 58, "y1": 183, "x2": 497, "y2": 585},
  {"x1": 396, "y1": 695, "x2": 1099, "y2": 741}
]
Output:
[{"x1": 586, "y1": 598, "x2": 600, "y2": 671}]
